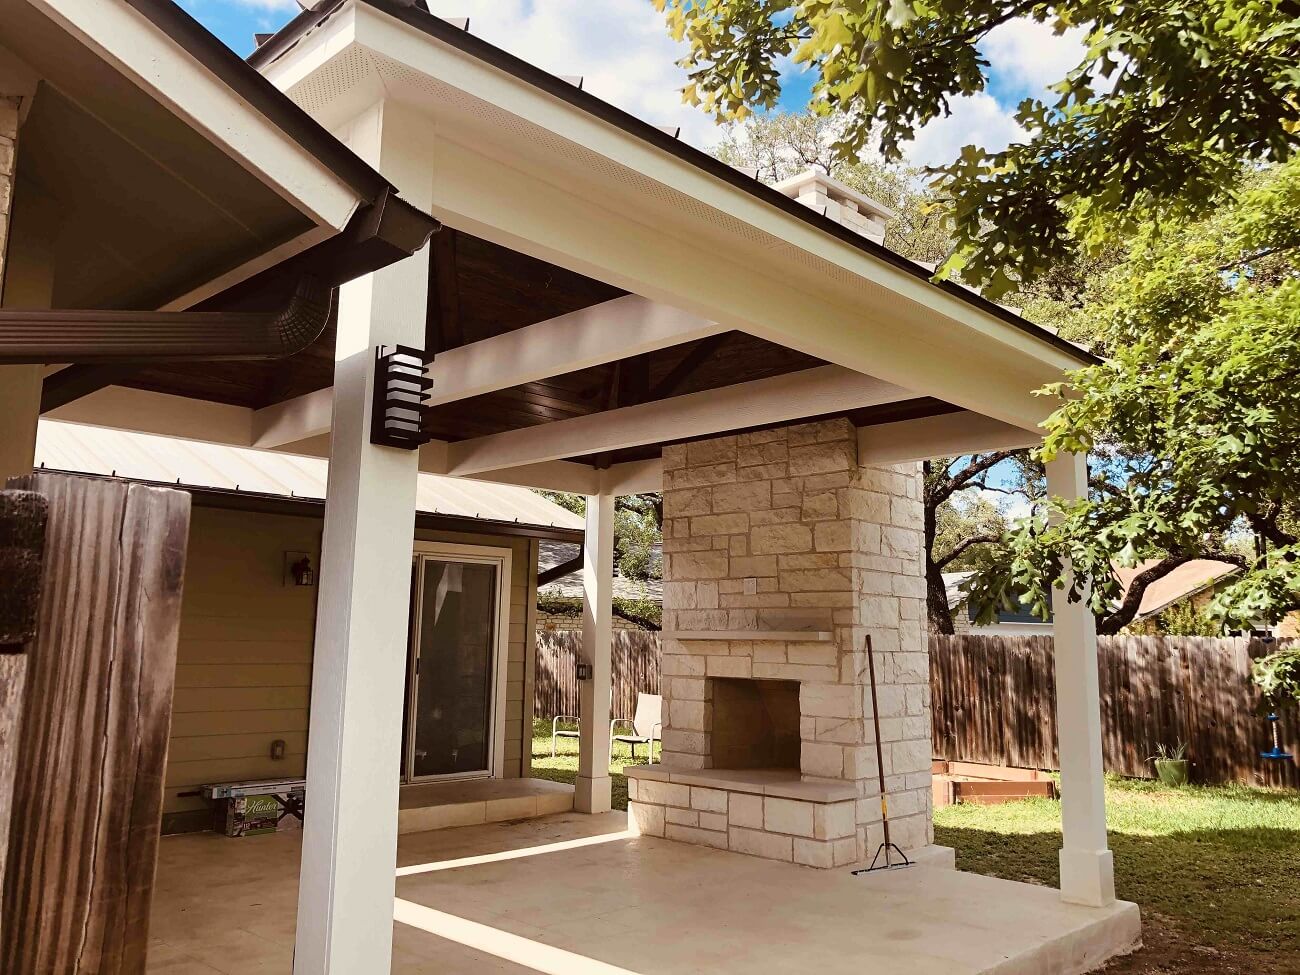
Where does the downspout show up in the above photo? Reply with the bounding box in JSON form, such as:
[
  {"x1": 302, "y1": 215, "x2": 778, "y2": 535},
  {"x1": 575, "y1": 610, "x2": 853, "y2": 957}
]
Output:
[{"x1": 0, "y1": 274, "x2": 331, "y2": 364}]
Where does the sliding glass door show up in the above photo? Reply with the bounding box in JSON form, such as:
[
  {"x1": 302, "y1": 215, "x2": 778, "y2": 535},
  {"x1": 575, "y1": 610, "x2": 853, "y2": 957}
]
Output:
[{"x1": 404, "y1": 544, "x2": 511, "y2": 781}]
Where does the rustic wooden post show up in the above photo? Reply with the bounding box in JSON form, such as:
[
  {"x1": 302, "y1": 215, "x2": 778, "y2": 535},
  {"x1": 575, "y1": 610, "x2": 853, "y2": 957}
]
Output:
[
  {"x1": 0, "y1": 489, "x2": 48, "y2": 936},
  {"x1": 1, "y1": 473, "x2": 190, "y2": 975}
]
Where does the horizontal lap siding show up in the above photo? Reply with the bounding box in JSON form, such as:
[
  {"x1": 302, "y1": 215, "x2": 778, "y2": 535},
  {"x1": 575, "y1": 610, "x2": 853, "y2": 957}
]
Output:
[
  {"x1": 164, "y1": 511, "x2": 538, "y2": 825},
  {"x1": 164, "y1": 506, "x2": 320, "y2": 820}
]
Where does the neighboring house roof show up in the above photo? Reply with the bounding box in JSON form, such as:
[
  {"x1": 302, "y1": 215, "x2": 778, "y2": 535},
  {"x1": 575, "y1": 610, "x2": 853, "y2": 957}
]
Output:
[
  {"x1": 944, "y1": 558, "x2": 1242, "y2": 626},
  {"x1": 33, "y1": 421, "x2": 583, "y2": 535},
  {"x1": 251, "y1": 0, "x2": 1094, "y2": 369},
  {"x1": 1111, "y1": 559, "x2": 1240, "y2": 620},
  {"x1": 537, "y1": 540, "x2": 663, "y2": 604}
]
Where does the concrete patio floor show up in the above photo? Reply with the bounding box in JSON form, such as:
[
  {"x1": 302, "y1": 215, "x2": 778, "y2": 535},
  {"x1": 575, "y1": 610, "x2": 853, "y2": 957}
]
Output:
[{"x1": 148, "y1": 812, "x2": 1139, "y2": 975}]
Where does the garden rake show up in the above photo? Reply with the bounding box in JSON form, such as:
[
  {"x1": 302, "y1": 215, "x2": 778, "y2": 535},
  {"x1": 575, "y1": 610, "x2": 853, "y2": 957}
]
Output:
[{"x1": 852, "y1": 633, "x2": 912, "y2": 875}]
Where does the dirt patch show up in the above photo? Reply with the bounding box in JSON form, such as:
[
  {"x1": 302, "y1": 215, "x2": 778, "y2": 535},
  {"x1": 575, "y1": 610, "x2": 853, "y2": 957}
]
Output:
[{"x1": 1100, "y1": 915, "x2": 1299, "y2": 975}]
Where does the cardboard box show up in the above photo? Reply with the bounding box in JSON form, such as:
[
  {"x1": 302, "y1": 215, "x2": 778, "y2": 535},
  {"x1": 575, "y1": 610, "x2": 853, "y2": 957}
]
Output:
[{"x1": 217, "y1": 794, "x2": 287, "y2": 837}]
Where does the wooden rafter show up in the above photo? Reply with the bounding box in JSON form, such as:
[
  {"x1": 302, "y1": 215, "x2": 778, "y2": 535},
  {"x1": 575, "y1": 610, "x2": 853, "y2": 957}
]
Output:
[{"x1": 426, "y1": 228, "x2": 464, "y2": 353}]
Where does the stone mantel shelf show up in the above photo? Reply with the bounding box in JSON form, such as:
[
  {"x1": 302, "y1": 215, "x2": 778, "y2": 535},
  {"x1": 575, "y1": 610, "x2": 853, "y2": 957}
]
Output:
[
  {"x1": 663, "y1": 630, "x2": 834, "y2": 642},
  {"x1": 625, "y1": 765, "x2": 858, "y2": 803}
]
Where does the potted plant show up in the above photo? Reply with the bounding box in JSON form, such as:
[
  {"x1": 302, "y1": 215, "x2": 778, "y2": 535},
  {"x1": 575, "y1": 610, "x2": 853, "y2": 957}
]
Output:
[{"x1": 1149, "y1": 741, "x2": 1190, "y2": 787}]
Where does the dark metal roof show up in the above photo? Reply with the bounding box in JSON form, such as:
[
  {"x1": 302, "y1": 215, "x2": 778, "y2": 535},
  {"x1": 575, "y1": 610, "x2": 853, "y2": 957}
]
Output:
[{"x1": 250, "y1": 0, "x2": 1097, "y2": 367}]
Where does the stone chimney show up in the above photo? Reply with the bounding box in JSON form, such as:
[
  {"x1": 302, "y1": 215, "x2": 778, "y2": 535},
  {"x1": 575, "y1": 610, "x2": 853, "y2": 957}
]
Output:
[{"x1": 772, "y1": 169, "x2": 892, "y2": 246}]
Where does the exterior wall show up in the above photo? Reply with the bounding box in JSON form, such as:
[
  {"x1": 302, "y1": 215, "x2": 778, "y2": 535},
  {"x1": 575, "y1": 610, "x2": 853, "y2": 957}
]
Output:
[
  {"x1": 163, "y1": 505, "x2": 539, "y2": 831},
  {"x1": 165, "y1": 506, "x2": 321, "y2": 830},
  {"x1": 643, "y1": 418, "x2": 934, "y2": 864}
]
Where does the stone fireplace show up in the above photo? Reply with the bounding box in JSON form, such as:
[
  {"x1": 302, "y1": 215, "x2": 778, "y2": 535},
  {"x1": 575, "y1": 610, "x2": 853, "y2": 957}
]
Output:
[{"x1": 625, "y1": 418, "x2": 935, "y2": 868}]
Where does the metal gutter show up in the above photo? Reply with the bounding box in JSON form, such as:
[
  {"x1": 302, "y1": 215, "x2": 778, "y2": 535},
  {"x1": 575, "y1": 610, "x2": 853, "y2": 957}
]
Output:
[
  {"x1": 251, "y1": 0, "x2": 1098, "y2": 367},
  {"x1": 1, "y1": 276, "x2": 332, "y2": 365}
]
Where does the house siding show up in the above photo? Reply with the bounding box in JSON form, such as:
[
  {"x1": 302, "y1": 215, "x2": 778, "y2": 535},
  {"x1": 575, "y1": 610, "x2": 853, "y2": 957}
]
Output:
[{"x1": 162, "y1": 505, "x2": 538, "y2": 831}]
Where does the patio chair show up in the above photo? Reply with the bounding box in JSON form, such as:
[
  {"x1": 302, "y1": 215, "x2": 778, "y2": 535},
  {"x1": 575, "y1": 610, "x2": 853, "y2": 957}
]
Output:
[
  {"x1": 610, "y1": 693, "x2": 663, "y2": 764},
  {"x1": 551, "y1": 714, "x2": 580, "y2": 757}
]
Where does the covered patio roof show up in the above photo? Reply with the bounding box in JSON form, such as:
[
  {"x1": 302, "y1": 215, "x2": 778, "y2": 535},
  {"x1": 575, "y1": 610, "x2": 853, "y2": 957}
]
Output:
[{"x1": 37, "y1": 0, "x2": 1091, "y2": 497}]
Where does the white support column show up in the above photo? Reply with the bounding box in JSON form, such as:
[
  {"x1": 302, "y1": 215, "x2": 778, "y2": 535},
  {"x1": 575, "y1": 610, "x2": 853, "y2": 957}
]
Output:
[
  {"x1": 575, "y1": 488, "x2": 615, "y2": 813},
  {"x1": 1047, "y1": 451, "x2": 1116, "y2": 908},
  {"x1": 293, "y1": 101, "x2": 431, "y2": 974}
]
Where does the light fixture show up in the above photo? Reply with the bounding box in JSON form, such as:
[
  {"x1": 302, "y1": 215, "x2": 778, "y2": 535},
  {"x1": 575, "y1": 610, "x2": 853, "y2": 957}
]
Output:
[
  {"x1": 371, "y1": 344, "x2": 433, "y2": 448},
  {"x1": 284, "y1": 552, "x2": 315, "y2": 587}
]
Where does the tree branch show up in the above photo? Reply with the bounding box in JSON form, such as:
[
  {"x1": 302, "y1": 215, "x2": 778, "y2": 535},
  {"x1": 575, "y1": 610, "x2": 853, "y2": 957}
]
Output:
[{"x1": 934, "y1": 532, "x2": 1003, "y2": 569}]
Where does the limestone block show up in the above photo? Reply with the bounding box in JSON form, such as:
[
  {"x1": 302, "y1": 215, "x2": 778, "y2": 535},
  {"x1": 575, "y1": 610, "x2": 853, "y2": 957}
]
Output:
[
  {"x1": 814, "y1": 801, "x2": 857, "y2": 840},
  {"x1": 628, "y1": 802, "x2": 665, "y2": 837},
  {"x1": 697, "y1": 581, "x2": 720, "y2": 609},
  {"x1": 787, "y1": 418, "x2": 854, "y2": 445},
  {"x1": 786, "y1": 642, "x2": 837, "y2": 667},
  {"x1": 793, "y1": 838, "x2": 835, "y2": 868},
  {"x1": 667, "y1": 823, "x2": 730, "y2": 850},
  {"x1": 780, "y1": 568, "x2": 853, "y2": 592},
  {"x1": 666, "y1": 677, "x2": 708, "y2": 701},
  {"x1": 665, "y1": 463, "x2": 737, "y2": 490},
  {"x1": 692, "y1": 512, "x2": 750, "y2": 535},
  {"x1": 750, "y1": 523, "x2": 813, "y2": 556},
  {"x1": 800, "y1": 682, "x2": 861, "y2": 718},
  {"x1": 662, "y1": 655, "x2": 705, "y2": 677},
  {"x1": 667, "y1": 550, "x2": 729, "y2": 579},
  {"x1": 687, "y1": 436, "x2": 737, "y2": 466},
  {"x1": 728, "y1": 793, "x2": 764, "y2": 828},
  {"x1": 665, "y1": 487, "x2": 713, "y2": 516},
  {"x1": 690, "y1": 787, "x2": 728, "y2": 813},
  {"x1": 800, "y1": 491, "x2": 839, "y2": 519},
  {"x1": 764, "y1": 797, "x2": 814, "y2": 837},
  {"x1": 788, "y1": 441, "x2": 855, "y2": 477},
  {"x1": 813, "y1": 520, "x2": 852, "y2": 551},
  {"x1": 801, "y1": 740, "x2": 844, "y2": 778},
  {"x1": 843, "y1": 745, "x2": 880, "y2": 780},
  {"x1": 751, "y1": 506, "x2": 802, "y2": 526},
  {"x1": 706, "y1": 655, "x2": 751, "y2": 678},
  {"x1": 729, "y1": 827, "x2": 794, "y2": 861},
  {"x1": 666, "y1": 806, "x2": 699, "y2": 827},
  {"x1": 669, "y1": 699, "x2": 709, "y2": 731},
  {"x1": 639, "y1": 781, "x2": 691, "y2": 807},
  {"x1": 738, "y1": 440, "x2": 789, "y2": 467},
  {"x1": 729, "y1": 555, "x2": 778, "y2": 577},
  {"x1": 698, "y1": 812, "x2": 729, "y2": 831},
  {"x1": 662, "y1": 730, "x2": 709, "y2": 755}
]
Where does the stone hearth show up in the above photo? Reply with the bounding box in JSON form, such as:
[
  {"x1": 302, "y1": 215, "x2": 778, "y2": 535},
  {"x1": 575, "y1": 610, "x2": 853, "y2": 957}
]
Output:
[{"x1": 626, "y1": 418, "x2": 934, "y2": 867}]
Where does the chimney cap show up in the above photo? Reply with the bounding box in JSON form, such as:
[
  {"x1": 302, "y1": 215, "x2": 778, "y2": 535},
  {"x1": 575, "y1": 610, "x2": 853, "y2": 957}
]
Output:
[{"x1": 771, "y1": 168, "x2": 895, "y2": 223}]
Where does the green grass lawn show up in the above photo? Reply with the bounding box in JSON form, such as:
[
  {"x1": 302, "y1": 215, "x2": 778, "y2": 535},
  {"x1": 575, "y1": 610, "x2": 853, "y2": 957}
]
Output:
[
  {"x1": 529, "y1": 718, "x2": 660, "y2": 811},
  {"x1": 936, "y1": 776, "x2": 1299, "y2": 973},
  {"x1": 531, "y1": 722, "x2": 1298, "y2": 972}
]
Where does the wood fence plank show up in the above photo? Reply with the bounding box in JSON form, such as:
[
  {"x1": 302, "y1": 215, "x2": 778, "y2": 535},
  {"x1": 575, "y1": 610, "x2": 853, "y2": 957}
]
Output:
[{"x1": 2, "y1": 475, "x2": 191, "y2": 974}]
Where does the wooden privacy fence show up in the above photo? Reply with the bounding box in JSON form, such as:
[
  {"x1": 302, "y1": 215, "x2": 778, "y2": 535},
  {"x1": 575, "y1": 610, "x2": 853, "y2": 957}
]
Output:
[
  {"x1": 931, "y1": 634, "x2": 1300, "y2": 788},
  {"x1": 536, "y1": 629, "x2": 1299, "y2": 787},
  {"x1": 535, "y1": 630, "x2": 661, "y2": 721}
]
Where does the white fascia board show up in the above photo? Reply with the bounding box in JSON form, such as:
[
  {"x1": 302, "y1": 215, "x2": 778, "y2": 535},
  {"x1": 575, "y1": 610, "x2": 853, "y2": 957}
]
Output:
[
  {"x1": 427, "y1": 295, "x2": 723, "y2": 407},
  {"x1": 857, "y1": 411, "x2": 1042, "y2": 465},
  {"x1": 445, "y1": 365, "x2": 908, "y2": 476},
  {"x1": 33, "y1": 0, "x2": 361, "y2": 234},
  {"x1": 458, "y1": 461, "x2": 600, "y2": 495},
  {"x1": 43, "y1": 386, "x2": 255, "y2": 446},
  {"x1": 349, "y1": 6, "x2": 1084, "y2": 399}
]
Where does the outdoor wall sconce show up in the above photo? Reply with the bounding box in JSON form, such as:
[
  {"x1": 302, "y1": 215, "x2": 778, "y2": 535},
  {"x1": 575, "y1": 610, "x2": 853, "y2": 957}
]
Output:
[
  {"x1": 284, "y1": 552, "x2": 315, "y2": 587},
  {"x1": 371, "y1": 344, "x2": 433, "y2": 448}
]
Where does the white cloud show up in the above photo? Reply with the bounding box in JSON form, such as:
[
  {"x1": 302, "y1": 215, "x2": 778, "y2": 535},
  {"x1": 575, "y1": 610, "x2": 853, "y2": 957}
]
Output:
[
  {"x1": 425, "y1": 0, "x2": 720, "y2": 149},
  {"x1": 980, "y1": 18, "x2": 1089, "y2": 95},
  {"x1": 899, "y1": 91, "x2": 1027, "y2": 169}
]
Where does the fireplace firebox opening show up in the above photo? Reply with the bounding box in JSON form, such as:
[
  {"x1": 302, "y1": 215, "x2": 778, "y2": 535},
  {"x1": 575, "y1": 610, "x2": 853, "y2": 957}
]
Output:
[{"x1": 710, "y1": 677, "x2": 800, "y2": 770}]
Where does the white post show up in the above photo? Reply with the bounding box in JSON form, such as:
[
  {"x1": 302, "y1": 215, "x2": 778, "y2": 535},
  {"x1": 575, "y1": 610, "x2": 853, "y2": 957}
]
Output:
[
  {"x1": 293, "y1": 102, "x2": 431, "y2": 974},
  {"x1": 575, "y1": 488, "x2": 614, "y2": 813},
  {"x1": 1046, "y1": 451, "x2": 1115, "y2": 908}
]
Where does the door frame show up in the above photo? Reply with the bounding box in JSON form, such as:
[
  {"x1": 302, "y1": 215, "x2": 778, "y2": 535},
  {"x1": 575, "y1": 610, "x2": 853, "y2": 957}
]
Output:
[{"x1": 404, "y1": 540, "x2": 513, "y2": 782}]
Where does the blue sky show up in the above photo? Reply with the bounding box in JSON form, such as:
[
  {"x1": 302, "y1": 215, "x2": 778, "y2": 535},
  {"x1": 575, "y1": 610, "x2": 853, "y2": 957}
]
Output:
[{"x1": 180, "y1": 0, "x2": 1086, "y2": 167}]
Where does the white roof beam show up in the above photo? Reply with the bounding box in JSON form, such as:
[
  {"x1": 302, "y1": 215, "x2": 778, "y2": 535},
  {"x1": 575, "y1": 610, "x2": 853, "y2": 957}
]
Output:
[
  {"x1": 445, "y1": 365, "x2": 909, "y2": 477},
  {"x1": 857, "y1": 410, "x2": 1040, "y2": 466},
  {"x1": 427, "y1": 295, "x2": 722, "y2": 407}
]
